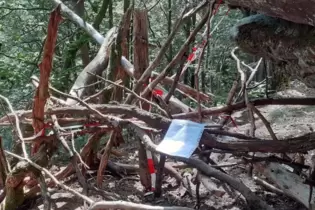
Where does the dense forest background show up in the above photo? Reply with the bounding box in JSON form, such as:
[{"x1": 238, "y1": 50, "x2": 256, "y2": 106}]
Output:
[{"x1": 0, "y1": 0, "x2": 245, "y2": 103}]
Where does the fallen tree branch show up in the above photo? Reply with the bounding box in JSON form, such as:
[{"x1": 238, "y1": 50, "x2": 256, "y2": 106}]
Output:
[
  {"x1": 89, "y1": 72, "x2": 168, "y2": 116},
  {"x1": 173, "y1": 97, "x2": 315, "y2": 119},
  {"x1": 5, "y1": 103, "x2": 315, "y2": 153},
  {"x1": 120, "y1": 56, "x2": 193, "y2": 114},
  {"x1": 66, "y1": 27, "x2": 117, "y2": 105},
  {"x1": 254, "y1": 161, "x2": 315, "y2": 208},
  {"x1": 5, "y1": 150, "x2": 94, "y2": 203},
  {"x1": 51, "y1": 0, "x2": 105, "y2": 44},
  {"x1": 97, "y1": 131, "x2": 117, "y2": 187},
  {"x1": 130, "y1": 124, "x2": 274, "y2": 210},
  {"x1": 88, "y1": 200, "x2": 194, "y2": 210},
  {"x1": 0, "y1": 94, "x2": 28, "y2": 158}
]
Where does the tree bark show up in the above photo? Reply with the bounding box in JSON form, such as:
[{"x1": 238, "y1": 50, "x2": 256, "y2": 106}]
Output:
[
  {"x1": 72, "y1": 0, "x2": 90, "y2": 67},
  {"x1": 108, "y1": 0, "x2": 113, "y2": 28},
  {"x1": 133, "y1": 9, "x2": 152, "y2": 192},
  {"x1": 66, "y1": 27, "x2": 117, "y2": 105},
  {"x1": 112, "y1": 8, "x2": 132, "y2": 100},
  {"x1": 167, "y1": 0, "x2": 172, "y2": 62}
]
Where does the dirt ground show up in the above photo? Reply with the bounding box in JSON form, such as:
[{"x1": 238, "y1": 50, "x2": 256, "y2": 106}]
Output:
[{"x1": 26, "y1": 80, "x2": 315, "y2": 210}]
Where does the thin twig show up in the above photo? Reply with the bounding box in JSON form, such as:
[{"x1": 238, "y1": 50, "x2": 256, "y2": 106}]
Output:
[
  {"x1": 253, "y1": 176, "x2": 286, "y2": 195},
  {"x1": 164, "y1": 56, "x2": 187, "y2": 103},
  {"x1": 89, "y1": 72, "x2": 168, "y2": 116},
  {"x1": 31, "y1": 75, "x2": 120, "y2": 104},
  {"x1": 88, "y1": 200, "x2": 194, "y2": 210},
  {"x1": 73, "y1": 80, "x2": 103, "y2": 91},
  {"x1": 0, "y1": 94, "x2": 28, "y2": 158},
  {"x1": 218, "y1": 80, "x2": 238, "y2": 127},
  {"x1": 249, "y1": 104, "x2": 278, "y2": 141},
  {"x1": 242, "y1": 58, "x2": 263, "y2": 87},
  {"x1": 51, "y1": 114, "x2": 89, "y2": 196},
  {"x1": 148, "y1": 0, "x2": 162, "y2": 11},
  {"x1": 37, "y1": 79, "x2": 122, "y2": 126},
  {"x1": 140, "y1": 6, "x2": 211, "y2": 100},
  {"x1": 83, "y1": 80, "x2": 122, "y2": 102},
  {"x1": 38, "y1": 173, "x2": 51, "y2": 210},
  {"x1": 97, "y1": 131, "x2": 117, "y2": 187},
  {"x1": 231, "y1": 47, "x2": 256, "y2": 175},
  {"x1": 71, "y1": 131, "x2": 89, "y2": 169}
]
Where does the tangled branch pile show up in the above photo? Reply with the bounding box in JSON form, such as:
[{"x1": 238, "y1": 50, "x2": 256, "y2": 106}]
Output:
[{"x1": 1, "y1": 1, "x2": 315, "y2": 210}]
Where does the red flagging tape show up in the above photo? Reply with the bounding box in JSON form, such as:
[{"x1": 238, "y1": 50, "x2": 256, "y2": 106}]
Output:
[
  {"x1": 143, "y1": 83, "x2": 164, "y2": 96},
  {"x1": 220, "y1": 115, "x2": 238, "y2": 129},
  {"x1": 147, "y1": 158, "x2": 155, "y2": 174}
]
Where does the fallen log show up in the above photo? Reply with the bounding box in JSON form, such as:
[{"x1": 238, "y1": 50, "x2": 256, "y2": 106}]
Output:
[
  {"x1": 66, "y1": 27, "x2": 117, "y2": 105},
  {"x1": 254, "y1": 161, "x2": 315, "y2": 209}
]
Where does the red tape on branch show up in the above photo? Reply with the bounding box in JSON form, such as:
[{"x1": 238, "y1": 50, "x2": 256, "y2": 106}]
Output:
[
  {"x1": 219, "y1": 115, "x2": 239, "y2": 129},
  {"x1": 147, "y1": 159, "x2": 155, "y2": 174},
  {"x1": 143, "y1": 83, "x2": 163, "y2": 96},
  {"x1": 187, "y1": 0, "x2": 229, "y2": 63},
  {"x1": 152, "y1": 89, "x2": 163, "y2": 96}
]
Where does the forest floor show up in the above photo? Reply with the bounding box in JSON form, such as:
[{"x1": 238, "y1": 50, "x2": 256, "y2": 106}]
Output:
[{"x1": 27, "y1": 80, "x2": 315, "y2": 210}]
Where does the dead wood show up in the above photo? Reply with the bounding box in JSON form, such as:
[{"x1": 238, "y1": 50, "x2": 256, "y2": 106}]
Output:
[
  {"x1": 6, "y1": 103, "x2": 315, "y2": 153},
  {"x1": 0, "y1": 138, "x2": 8, "y2": 190},
  {"x1": 130, "y1": 124, "x2": 274, "y2": 210},
  {"x1": 88, "y1": 201, "x2": 194, "y2": 210},
  {"x1": 2, "y1": 143, "x2": 57, "y2": 210},
  {"x1": 173, "y1": 97, "x2": 315, "y2": 119},
  {"x1": 254, "y1": 161, "x2": 315, "y2": 209},
  {"x1": 32, "y1": 5, "x2": 62, "y2": 154},
  {"x1": 132, "y1": 8, "x2": 153, "y2": 192},
  {"x1": 66, "y1": 27, "x2": 117, "y2": 105}
]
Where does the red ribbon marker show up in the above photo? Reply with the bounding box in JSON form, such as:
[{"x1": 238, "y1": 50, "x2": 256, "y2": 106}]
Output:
[{"x1": 143, "y1": 83, "x2": 164, "y2": 97}]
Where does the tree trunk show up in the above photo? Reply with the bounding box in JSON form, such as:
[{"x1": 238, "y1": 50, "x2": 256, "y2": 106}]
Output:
[
  {"x1": 167, "y1": 0, "x2": 172, "y2": 62},
  {"x1": 108, "y1": 0, "x2": 113, "y2": 28},
  {"x1": 112, "y1": 5, "x2": 132, "y2": 100},
  {"x1": 72, "y1": 0, "x2": 90, "y2": 67},
  {"x1": 93, "y1": 0, "x2": 110, "y2": 30},
  {"x1": 133, "y1": 9, "x2": 151, "y2": 192}
]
